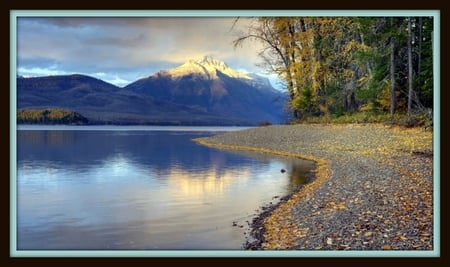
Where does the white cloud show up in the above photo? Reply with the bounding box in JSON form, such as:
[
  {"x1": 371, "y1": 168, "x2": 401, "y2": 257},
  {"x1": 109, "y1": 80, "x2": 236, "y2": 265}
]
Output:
[
  {"x1": 17, "y1": 66, "x2": 68, "y2": 77},
  {"x1": 102, "y1": 76, "x2": 131, "y2": 87},
  {"x1": 17, "y1": 17, "x2": 277, "y2": 87}
]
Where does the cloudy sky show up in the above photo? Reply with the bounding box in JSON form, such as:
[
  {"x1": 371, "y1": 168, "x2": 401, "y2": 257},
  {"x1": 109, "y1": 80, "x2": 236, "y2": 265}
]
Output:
[{"x1": 16, "y1": 16, "x2": 282, "y2": 88}]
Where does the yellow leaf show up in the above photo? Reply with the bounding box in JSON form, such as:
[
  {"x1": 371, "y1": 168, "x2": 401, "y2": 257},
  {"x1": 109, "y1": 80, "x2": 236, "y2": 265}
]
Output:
[{"x1": 364, "y1": 232, "x2": 373, "y2": 237}]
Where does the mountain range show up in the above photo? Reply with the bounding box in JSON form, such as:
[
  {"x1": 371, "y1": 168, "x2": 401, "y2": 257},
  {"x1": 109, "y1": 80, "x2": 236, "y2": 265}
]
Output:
[{"x1": 17, "y1": 56, "x2": 288, "y2": 126}]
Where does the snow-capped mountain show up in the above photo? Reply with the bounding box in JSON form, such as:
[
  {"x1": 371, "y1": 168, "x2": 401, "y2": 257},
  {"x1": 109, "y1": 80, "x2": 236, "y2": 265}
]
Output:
[
  {"x1": 164, "y1": 56, "x2": 252, "y2": 80},
  {"x1": 17, "y1": 56, "x2": 288, "y2": 125},
  {"x1": 246, "y1": 73, "x2": 279, "y2": 92},
  {"x1": 126, "y1": 56, "x2": 288, "y2": 125},
  {"x1": 17, "y1": 74, "x2": 231, "y2": 125}
]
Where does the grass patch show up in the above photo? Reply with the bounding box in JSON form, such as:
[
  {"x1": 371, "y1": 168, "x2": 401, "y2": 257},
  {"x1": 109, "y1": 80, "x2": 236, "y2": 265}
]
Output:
[{"x1": 291, "y1": 111, "x2": 433, "y2": 130}]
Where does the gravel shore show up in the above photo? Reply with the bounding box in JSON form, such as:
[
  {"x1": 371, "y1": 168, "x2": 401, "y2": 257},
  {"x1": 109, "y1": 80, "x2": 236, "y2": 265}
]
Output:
[{"x1": 194, "y1": 123, "x2": 434, "y2": 250}]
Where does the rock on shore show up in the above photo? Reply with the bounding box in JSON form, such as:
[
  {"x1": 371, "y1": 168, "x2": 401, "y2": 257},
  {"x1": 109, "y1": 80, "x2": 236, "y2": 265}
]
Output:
[{"x1": 194, "y1": 124, "x2": 434, "y2": 250}]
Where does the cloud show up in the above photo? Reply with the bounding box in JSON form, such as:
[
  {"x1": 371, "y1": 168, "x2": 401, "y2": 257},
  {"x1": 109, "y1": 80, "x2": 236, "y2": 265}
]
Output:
[
  {"x1": 103, "y1": 76, "x2": 131, "y2": 87},
  {"x1": 18, "y1": 66, "x2": 70, "y2": 76},
  {"x1": 16, "y1": 16, "x2": 275, "y2": 87}
]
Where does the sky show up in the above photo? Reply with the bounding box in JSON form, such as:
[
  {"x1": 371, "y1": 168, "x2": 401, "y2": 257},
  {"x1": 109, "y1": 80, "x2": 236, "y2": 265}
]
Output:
[{"x1": 16, "y1": 17, "x2": 283, "y2": 89}]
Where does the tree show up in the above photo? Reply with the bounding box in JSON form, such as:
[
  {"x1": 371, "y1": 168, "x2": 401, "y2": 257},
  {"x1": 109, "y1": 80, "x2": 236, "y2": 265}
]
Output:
[
  {"x1": 233, "y1": 16, "x2": 433, "y2": 123},
  {"x1": 390, "y1": 18, "x2": 396, "y2": 123},
  {"x1": 233, "y1": 17, "x2": 300, "y2": 118},
  {"x1": 414, "y1": 17, "x2": 433, "y2": 109},
  {"x1": 407, "y1": 17, "x2": 414, "y2": 116},
  {"x1": 17, "y1": 108, "x2": 89, "y2": 125}
]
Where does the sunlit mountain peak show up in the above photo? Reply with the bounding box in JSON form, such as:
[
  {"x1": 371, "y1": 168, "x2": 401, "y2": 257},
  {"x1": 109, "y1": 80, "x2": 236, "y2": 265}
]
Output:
[{"x1": 166, "y1": 56, "x2": 251, "y2": 80}]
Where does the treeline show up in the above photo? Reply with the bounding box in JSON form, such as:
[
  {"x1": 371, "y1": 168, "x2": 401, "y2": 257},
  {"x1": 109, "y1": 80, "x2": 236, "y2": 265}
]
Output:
[
  {"x1": 17, "y1": 108, "x2": 89, "y2": 125},
  {"x1": 234, "y1": 17, "x2": 433, "y2": 125}
]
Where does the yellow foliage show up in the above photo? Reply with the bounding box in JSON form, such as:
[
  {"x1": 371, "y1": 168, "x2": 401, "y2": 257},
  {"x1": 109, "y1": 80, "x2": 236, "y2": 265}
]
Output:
[
  {"x1": 318, "y1": 104, "x2": 329, "y2": 114},
  {"x1": 359, "y1": 103, "x2": 375, "y2": 112},
  {"x1": 378, "y1": 81, "x2": 391, "y2": 111}
]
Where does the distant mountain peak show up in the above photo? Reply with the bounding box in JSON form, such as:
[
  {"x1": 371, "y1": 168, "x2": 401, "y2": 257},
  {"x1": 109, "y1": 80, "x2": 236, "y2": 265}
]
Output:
[
  {"x1": 165, "y1": 56, "x2": 251, "y2": 80},
  {"x1": 196, "y1": 56, "x2": 228, "y2": 69}
]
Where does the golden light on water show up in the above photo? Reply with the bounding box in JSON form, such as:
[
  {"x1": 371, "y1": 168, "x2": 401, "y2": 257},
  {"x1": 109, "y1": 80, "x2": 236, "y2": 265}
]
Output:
[{"x1": 167, "y1": 167, "x2": 250, "y2": 197}]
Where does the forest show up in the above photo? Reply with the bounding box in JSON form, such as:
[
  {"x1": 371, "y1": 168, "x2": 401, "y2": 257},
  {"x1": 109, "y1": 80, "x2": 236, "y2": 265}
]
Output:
[
  {"x1": 234, "y1": 17, "x2": 434, "y2": 127},
  {"x1": 17, "y1": 108, "x2": 89, "y2": 125}
]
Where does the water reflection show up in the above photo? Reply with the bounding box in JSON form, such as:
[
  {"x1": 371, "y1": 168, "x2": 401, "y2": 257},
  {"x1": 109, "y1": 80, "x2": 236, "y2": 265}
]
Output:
[
  {"x1": 18, "y1": 130, "x2": 249, "y2": 173},
  {"x1": 212, "y1": 149, "x2": 316, "y2": 191},
  {"x1": 167, "y1": 167, "x2": 250, "y2": 196},
  {"x1": 17, "y1": 128, "x2": 315, "y2": 249}
]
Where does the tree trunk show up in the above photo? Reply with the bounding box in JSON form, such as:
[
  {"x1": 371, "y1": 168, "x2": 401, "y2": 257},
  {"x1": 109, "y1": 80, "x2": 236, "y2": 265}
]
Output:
[
  {"x1": 418, "y1": 17, "x2": 422, "y2": 86},
  {"x1": 350, "y1": 92, "x2": 357, "y2": 111},
  {"x1": 407, "y1": 17, "x2": 414, "y2": 116},
  {"x1": 390, "y1": 22, "x2": 396, "y2": 123}
]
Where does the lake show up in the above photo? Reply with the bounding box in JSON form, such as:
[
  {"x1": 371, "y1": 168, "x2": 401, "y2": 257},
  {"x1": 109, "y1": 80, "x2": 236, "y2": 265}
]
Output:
[{"x1": 15, "y1": 125, "x2": 315, "y2": 250}]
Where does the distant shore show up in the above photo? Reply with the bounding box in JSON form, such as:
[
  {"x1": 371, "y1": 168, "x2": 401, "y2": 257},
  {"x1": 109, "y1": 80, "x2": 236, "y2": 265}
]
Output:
[{"x1": 194, "y1": 123, "x2": 434, "y2": 250}]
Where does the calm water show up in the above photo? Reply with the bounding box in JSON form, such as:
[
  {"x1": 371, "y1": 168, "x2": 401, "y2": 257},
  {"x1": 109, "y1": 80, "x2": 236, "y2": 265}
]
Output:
[{"x1": 16, "y1": 126, "x2": 315, "y2": 250}]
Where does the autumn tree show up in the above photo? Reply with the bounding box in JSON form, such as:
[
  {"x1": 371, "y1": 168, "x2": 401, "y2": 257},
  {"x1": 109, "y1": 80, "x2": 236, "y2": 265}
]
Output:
[
  {"x1": 233, "y1": 16, "x2": 433, "y2": 123},
  {"x1": 17, "y1": 108, "x2": 89, "y2": 125},
  {"x1": 233, "y1": 17, "x2": 302, "y2": 118}
]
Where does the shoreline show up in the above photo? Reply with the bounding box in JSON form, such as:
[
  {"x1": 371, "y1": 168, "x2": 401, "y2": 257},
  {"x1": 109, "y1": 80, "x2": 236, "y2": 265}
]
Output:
[
  {"x1": 194, "y1": 137, "x2": 330, "y2": 250},
  {"x1": 242, "y1": 190, "x2": 293, "y2": 250},
  {"x1": 194, "y1": 123, "x2": 434, "y2": 250}
]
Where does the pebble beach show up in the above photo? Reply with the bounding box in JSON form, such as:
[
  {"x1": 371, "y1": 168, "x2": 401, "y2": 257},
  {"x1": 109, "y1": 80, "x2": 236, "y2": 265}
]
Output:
[{"x1": 194, "y1": 123, "x2": 434, "y2": 250}]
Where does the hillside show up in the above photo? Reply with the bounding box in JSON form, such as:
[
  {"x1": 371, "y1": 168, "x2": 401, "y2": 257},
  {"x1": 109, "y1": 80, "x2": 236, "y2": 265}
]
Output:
[
  {"x1": 17, "y1": 57, "x2": 288, "y2": 125},
  {"x1": 17, "y1": 74, "x2": 250, "y2": 125},
  {"x1": 125, "y1": 56, "x2": 287, "y2": 124}
]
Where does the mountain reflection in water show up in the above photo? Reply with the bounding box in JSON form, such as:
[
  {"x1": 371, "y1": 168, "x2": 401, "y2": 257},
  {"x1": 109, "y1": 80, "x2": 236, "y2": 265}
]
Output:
[{"x1": 17, "y1": 127, "x2": 315, "y2": 250}]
